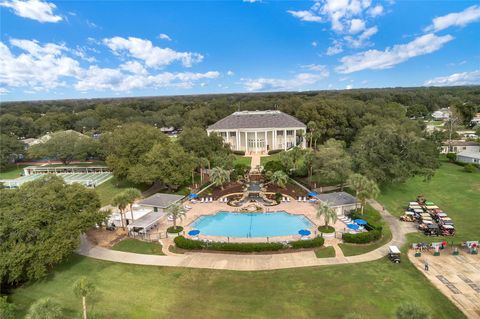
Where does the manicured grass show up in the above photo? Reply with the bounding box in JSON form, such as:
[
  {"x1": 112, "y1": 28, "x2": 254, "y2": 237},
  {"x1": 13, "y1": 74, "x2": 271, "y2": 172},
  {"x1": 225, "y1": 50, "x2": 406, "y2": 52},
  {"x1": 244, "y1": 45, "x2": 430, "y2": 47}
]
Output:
[
  {"x1": 9, "y1": 255, "x2": 464, "y2": 318},
  {"x1": 314, "y1": 246, "x2": 335, "y2": 258},
  {"x1": 260, "y1": 152, "x2": 281, "y2": 165},
  {"x1": 233, "y1": 155, "x2": 251, "y2": 167},
  {"x1": 339, "y1": 206, "x2": 393, "y2": 257},
  {"x1": 111, "y1": 239, "x2": 164, "y2": 255},
  {"x1": 0, "y1": 164, "x2": 28, "y2": 179},
  {"x1": 95, "y1": 177, "x2": 149, "y2": 206},
  {"x1": 378, "y1": 161, "x2": 480, "y2": 242}
]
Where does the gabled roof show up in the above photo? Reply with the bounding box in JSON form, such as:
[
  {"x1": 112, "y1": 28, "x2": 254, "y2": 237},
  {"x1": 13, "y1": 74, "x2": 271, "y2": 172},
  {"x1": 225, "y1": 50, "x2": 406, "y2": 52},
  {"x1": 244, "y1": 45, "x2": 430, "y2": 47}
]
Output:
[
  {"x1": 457, "y1": 150, "x2": 480, "y2": 160},
  {"x1": 207, "y1": 110, "x2": 306, "y2": 130},
  {"x1": 138, "y1": 193, "x2": 184, "y2": 208},
  {"x1": 443, "y1": 140, "x2": 480, "y2": 147},
  {"x1": 316, "y1": 192, "x2": 358, "y2": 207}
]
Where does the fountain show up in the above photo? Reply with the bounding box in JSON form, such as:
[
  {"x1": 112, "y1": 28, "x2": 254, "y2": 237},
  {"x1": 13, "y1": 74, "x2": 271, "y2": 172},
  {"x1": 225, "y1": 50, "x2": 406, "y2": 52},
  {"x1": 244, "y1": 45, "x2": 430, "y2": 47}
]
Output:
[{"x1": 228, "y1": 179, "x2": 277, "y2": 207}]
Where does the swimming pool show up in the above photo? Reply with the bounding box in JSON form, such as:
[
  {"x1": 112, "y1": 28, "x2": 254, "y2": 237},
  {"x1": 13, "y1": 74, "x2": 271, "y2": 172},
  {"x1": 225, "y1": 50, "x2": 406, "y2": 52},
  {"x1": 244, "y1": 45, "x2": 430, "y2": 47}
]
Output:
[{"x1": 189, "y1": 211, "x2": 313, "y2": 238}]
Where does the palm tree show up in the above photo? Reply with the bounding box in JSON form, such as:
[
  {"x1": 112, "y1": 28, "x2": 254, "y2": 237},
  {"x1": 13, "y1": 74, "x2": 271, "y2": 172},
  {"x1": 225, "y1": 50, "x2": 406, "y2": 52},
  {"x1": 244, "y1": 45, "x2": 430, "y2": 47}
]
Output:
[
  {"x1": 112, "y1": 192, "x2": 129, "y2": 229},
  {"x1": 210, "y1": 167, "x2": 230, "y2": 190},
  {"x1": 269, "y1": 170, "x2": 289, "y2": 188},
  {"x1": 26, "y1": 298, "x2": 63, "y2": 319},
  {"x1": 316, "y1": 201, "x2": 337, "y2": 227},
  {"x1": 123, "y1": 188, "x2": 142, "y2": 224},
  {"x1": 348, "y1": 174, "x2": 380, "y2": 214},
  {"x1": 73, "y1": 276, "x2": 96, "y2": 319},
  {"x1": 166, "y1": 203, "x2": 186, "y2": 229}
]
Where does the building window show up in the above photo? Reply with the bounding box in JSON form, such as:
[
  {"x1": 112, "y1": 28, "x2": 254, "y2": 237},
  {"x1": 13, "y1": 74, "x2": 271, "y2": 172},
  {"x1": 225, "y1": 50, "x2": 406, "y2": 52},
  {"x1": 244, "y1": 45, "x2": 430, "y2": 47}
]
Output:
[
  {"x1": 220, "y1": 132, "x2": 227, "y2": 138},
  {"x1": 287, "y1": 130, "x2": 294, "y2": 136},
  {"x1": 230, "y1": 132, "x2": 236, "y2": 137},
  {"x1": 277, "y1": 131, "x2": 284, "y2": 136}
]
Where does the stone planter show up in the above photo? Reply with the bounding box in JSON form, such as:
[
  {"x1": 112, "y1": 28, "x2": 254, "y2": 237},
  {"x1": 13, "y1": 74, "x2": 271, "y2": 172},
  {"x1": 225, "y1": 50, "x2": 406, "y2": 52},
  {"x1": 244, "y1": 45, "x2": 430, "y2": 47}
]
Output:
[
  {"x1": 321, "y1": 232, "x2": 335, "y2": 239},
  {"x1": 167, "y1": 232, "x2": 180, "y2": 239}
]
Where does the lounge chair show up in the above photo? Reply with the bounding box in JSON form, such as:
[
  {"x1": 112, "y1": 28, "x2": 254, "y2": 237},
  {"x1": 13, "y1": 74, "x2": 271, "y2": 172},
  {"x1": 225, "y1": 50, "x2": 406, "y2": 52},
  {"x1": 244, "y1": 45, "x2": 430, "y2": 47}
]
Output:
[
  {"x1": 282, "y1": 197, "x2": 286, "y2": 202},
  {"x1": 200, "y1": 198, "x2": 205, "y2": 203},
  {"x1": 303, "y1": 196, "x2": 307, "y2": 202},
  {"x1": 210, "y1": 197, "x2": 213, "y2": 202},
  {"x1": 286, "y1": 197, "x2": 290, "y2": 202},
  {"x1": 298, "y1": 196, "x2": 302, "y2": 201}
]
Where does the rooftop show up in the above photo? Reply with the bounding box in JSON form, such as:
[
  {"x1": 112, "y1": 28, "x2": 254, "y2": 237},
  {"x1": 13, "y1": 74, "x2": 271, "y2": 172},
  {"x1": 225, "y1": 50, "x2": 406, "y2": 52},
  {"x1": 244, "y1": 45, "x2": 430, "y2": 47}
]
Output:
[
  {"x1": 207, "y1": 110, "x2": 306, "y2": 130},
  {"x1": 316, "y1": 191, "x2": 358, "y2": 207},
  {"x1": 443, "y1": 140, "x2": 480, "y2": 147},
  {"x1": 457, "y1": 150, "x2": 480, "y2": 160},
  {"x1": 138, "y1": 193, "x2": 184, "y2": 208}
]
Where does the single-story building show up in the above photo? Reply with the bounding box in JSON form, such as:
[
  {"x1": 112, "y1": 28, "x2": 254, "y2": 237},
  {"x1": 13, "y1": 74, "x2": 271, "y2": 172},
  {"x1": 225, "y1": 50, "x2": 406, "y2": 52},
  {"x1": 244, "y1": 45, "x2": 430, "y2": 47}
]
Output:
[
  {"x1": 456, "y1": 150, "x2": 480, "y2": 164},
  {"x1": 441, "y1": 140, "x2": 480, "y2": 154},
  {"x1": 432, "y1": 109, "x2": 450, "y2": 121},
  {"x1": 207, "y1": 110, "x2": 306, "y2": 154},
  {"x1": 138, "y1": 193, "x2": 184, "y2": 213},
  {"x1": 316, "y1": 192, "x2": 358, "y2": 216}
]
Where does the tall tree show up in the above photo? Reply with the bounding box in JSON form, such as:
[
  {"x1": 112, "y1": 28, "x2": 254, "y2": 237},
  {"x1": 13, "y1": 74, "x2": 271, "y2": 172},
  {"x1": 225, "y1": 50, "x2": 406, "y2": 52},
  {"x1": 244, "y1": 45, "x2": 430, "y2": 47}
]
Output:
[
  {"x1": 209, "y1": 167, "x2": 230, "y2": 190},
  {"x1": 101, "y1": 122, "x2": 167, "y2": 180},
  {"x1": 307, "y1": 121, "x2": 317, "y2": 148},
  {"x1": 0, "y1": 134, "x2": 24, "y2": 168},
  {"x1": 313, "y1": 139, "x2": 352, "y2": 189},
  {"x1": 112, "y1": 192, "x2": 129, "y2": 229},
  {"x1": 28, "y1": 131, "x2": 99, "y2": 164},
  {"x1": 316, "y1": 202, "x2": 337, "y2": 227},
  {"x1": 73, "y1": 276, "x2": 96, "y2": 319},
  {"x1": 123, "y1": 188, "x2": 142, "y2": 224},
  {"x1": 0, "y1": 175, "x2": 105, "y2": 287},
  {"x1": 25, "y1": 298, "x2": 63, "y2": 319},
  {"x1": 347, "y1": 174, "x2": 379, "y2": 214},
  {"x1": 165, "y1": 203, "x2": 186, "y2": 229},
  {"x1": 267, "y1": 170, "x2": 289, "y2": 188}
]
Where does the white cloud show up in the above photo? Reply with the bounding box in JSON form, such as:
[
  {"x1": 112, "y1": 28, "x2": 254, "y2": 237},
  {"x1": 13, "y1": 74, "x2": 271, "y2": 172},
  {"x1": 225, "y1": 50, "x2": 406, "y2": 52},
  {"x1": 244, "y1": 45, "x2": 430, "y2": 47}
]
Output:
[
  {"x1": 311, "y1": 41, "x2": 318, "y2": 47},
  {"x1": 326, "y1": 41, "x2": 343, "y2": 55},
  {"x1": 227, "y1": 70, "x2": 234, "y2": 76},
  {"x1": 103, "y1": 36, "x2": 203, "y2": 68},
  {"x1": 242, "y1": 67, "x2": 329, "y2": 91},
  {"x1": 243, "y1": 0, "x2": 260, "y2": 3},
  {"x1": 424, "y1": 70, "x2": 480, "y2": 86},
  {"x1": 301, "y1": 64, "x2": 329, "y2": 74},
  {"x1": 344, "y1": 25, "x2": 378, "y2": 47},
  {"x1": 425, "y1": 5, "x2": 480, "y2": 32},
  {"x1": 346, "y1": 84, "x2": 353, "y2": 89},
  {"x1": 349, "y1": 19, "x2": 365, "y2": 34},
  {"x1": 0, "y1": 87, "x2": 9, "y2": 94},
  {"x1": 287, "y1": 10, "x2": 322, "y2": 22},
  {"x1": 0, "y1": 0, "x2": 62, "y2": 23},
  {"x1": 368, "y1": 5, "x2": 383, "y2": 17},
  {"x1": 158, "y1": 33, "x2": 172, "y2": 41},
  {"x1": 0, "y1": 39, "x2": 80, "y2": 90},
  {"x1": 120, "y1": 61, "x2": 148, "y2": 75},
  {"x1": 336, "y1": 33, "x2": 454, "y2": 73}
]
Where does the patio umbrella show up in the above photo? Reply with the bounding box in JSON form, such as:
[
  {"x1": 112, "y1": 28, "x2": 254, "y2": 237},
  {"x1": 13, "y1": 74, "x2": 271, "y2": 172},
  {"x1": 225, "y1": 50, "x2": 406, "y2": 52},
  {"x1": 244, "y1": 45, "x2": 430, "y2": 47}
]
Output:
[
  {"x1": 347, "y1": 223, "x2": 359, "y2": 230},
  {"x1": 307, "y1": 191, "x2": 318, "y2": 197},
  {"x1": 354, "y1": 219, "x2": 367, "y2": 225},
  {"x1": 189, "y1": 193, "x2": 199, "y2": 199},
  {"x1": 298, "y1": 229, "x2": 311, "y2": 236},
  {"x1": 188, "y1": 229, "x2": 200, "y2": 236}
]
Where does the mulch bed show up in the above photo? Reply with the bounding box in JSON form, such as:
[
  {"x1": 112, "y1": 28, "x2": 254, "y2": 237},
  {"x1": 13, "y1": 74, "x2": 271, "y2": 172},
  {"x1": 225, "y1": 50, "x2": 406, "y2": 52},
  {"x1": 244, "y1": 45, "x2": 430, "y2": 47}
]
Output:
[
  {"x1": 265, "y1": 182, "x2": 307, "y2": 198},
  {"x1": 209, "y1": 182, "x2": 245, "y2": 199}
]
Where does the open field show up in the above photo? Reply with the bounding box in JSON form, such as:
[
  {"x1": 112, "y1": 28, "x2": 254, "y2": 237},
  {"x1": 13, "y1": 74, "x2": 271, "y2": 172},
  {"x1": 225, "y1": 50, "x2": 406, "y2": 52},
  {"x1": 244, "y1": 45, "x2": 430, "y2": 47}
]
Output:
[
  {"x1": 314, "y1": 246, "x2": 335, "y2": 258},
  {"x1": 233, "y1": 155, "x2": 252, "y2": 167},
  {"x1": 95, "y1": 177, "x2": 149, "y2": 206},
  {"x1": 111, "y1": 239, "x2": 164, "y2": 255},
  {"x1": 378, "y1": 161, "x2": 480, "y2": 242},
  {"x1": 9, "y1": 255, "x2": 464, "y2": 319},
  {"x1": 0, "y1": 164, "x2": 28, "y2": 179}
]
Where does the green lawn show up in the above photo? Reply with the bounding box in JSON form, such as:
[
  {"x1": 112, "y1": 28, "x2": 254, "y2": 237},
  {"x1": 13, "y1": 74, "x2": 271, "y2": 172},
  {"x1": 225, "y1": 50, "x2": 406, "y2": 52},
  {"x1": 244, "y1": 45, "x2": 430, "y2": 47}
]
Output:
[
  {"x1": 233, "y1": 155, "x2": 251, "y2": 167},
  {"x1": 260, "y1": 152, "x2": 281, "y2": 166},
  {"x1": 111, "y1": 239, "x2": 164, "y2": 255},
  {"x1": 378, "y1": 161, "x2": 480, "y2": 242},
  {"x1": 9, "y1": 255, "x2": 464, "y2": 319},
  {"x1": 314, "y1": 246, "x2": 335, "y2": 258},
  {"x1": 0, "y1": 164, "x2": 28, "y2": 179},
  {"x1": 95, "y1": 177, "x2": 149, "y2": 206},
  {"x1": 339, "y1": 206, "x2": 393, "y2": 256}
]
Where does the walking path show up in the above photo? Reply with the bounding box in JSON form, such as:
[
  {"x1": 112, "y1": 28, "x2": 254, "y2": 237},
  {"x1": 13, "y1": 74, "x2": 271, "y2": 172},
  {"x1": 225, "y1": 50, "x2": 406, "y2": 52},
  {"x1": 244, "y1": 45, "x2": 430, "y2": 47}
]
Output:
[
  {"x1": 77, "y1": 199, "x2": 417, "y2": 271},
  {"x1": 249, "y1": 154, "x2": 262, "y2": 172}
]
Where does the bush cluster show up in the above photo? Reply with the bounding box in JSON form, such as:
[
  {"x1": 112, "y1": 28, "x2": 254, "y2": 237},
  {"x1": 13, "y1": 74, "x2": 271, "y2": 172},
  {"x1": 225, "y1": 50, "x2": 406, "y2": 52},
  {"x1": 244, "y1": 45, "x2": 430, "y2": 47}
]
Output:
[
  {"x1": 167, "y1": 226, "x2": 184, "y2": 233},
  {"x1": 318, "y1": 225, "x2": 335, "y2": 233},
  {"x1": 174, "y1": 236, "x2": 284, "y2": 252},
  {"x1": 289, "y1": 237, "x2": 324, "y2": 248},
  {"x1": 464, "y1": 163, "x2": 478, "y2": 173},
  {"x1": 342, "y1": 229, "x2": 381, "y2": 244},
  {"x1": 268, "y1": 149, "x2": 283, "y2": 155},
  {"x1": 232, "y1": 150, "x2": 246, "y2": 156}
]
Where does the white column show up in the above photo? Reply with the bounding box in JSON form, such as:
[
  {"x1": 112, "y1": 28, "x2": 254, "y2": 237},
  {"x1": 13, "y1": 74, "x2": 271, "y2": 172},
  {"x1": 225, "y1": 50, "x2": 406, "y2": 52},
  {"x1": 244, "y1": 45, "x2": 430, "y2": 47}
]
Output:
[
  {"x1": 284, "y1": 129, "x2": 287, "y2": 151},
  {"x1": 254, "y1": 131, "x2": 258, "y2": 154},
  {"x1": 264, "y1": 131, "x2": 267, "y2": 153},
  {"x1": 273, "y1": 130, "x2": 277, "y2": 150},
  {"x1": 302, "y1": 128, "x2": 307, "y2": 148},
  {"x1": 245, "y1": 131, "x2": 248, "y2": 153},
  {"x1": 236, "y1": 130, "x2": 240, "y2": 150}
]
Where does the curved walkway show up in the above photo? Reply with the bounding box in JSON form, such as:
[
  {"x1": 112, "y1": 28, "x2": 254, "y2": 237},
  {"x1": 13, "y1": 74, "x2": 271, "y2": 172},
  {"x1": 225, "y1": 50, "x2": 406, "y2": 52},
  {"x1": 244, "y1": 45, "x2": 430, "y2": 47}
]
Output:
[{"x1": 77, "y1": 200, "x2": 417, "y2": 271}]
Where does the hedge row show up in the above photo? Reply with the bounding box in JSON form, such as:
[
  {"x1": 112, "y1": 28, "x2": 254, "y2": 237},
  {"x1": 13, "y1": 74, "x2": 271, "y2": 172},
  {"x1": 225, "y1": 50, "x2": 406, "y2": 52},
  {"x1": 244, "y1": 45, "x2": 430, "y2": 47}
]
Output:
[
  {"x1": 268, "y1": 149, "x2": 283, "y2": 155},
  {"x1": 174, "y1": 236, "x2": 284, "y2": 252},
  {"x1": 342, "y1": 229, "x2": 382, "y2": 244},
  {"x1": 174, "y1": 236, "x2": 324, "y2": 252},
  {"x1": 232, "y1": 150, "x2": 246, "y2": 156},
  {"x1": 289, "y1": 237, "x2": 325, "y2": 248}
]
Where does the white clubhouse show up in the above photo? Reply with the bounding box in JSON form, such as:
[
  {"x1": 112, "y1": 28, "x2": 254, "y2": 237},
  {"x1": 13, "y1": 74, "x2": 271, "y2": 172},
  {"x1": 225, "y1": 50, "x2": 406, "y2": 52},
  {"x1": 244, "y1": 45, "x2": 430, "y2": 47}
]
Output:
[{"x1": 207, "y1": 110, "x2": 307, "y2": 154}]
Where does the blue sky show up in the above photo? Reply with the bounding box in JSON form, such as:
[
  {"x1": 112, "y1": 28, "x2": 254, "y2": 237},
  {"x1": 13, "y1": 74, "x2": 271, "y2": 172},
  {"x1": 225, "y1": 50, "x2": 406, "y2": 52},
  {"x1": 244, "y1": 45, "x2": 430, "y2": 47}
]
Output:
[{"x1": 0, "y1": 0, "x2": 479, "y2": 101}]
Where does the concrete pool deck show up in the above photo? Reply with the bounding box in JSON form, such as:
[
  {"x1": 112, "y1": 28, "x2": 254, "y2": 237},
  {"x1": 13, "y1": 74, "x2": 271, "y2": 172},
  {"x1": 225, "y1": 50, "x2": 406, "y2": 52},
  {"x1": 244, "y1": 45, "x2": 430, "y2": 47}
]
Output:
[{"x1": 78, "y1": 199, "x2": 417, "y2": 271}]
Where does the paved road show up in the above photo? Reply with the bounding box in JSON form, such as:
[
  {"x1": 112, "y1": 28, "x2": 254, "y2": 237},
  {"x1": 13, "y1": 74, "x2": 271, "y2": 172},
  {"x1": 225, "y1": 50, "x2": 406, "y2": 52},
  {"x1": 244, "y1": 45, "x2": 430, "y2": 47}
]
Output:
[{"x1": 77, "y1": 199, "x2": 417, "y2": 271}]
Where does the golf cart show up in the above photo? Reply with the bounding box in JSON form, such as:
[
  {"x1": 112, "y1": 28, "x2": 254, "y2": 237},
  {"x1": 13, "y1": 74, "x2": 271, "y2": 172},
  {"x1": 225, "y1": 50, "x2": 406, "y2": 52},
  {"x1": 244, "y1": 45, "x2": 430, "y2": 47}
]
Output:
[
  {"x1": 400, "y1": 211, "x2": 415, "y2": 222},
  {"x1": 423, "y1": 224, "x2": 440, "y2": 236},
  {"x1": 440, "y1": 225, "x2": 456, "y2": 236},
  {"x1": 388, "y1": 246, "x2": 401, "y2": 263},
  {"x1": 416, "y1": 196, "x2": 426, "y2": 204}
]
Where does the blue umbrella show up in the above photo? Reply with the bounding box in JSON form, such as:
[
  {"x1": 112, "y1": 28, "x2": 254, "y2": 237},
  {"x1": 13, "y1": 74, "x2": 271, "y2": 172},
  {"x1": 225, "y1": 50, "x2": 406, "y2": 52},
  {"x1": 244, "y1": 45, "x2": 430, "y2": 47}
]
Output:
[
  {"x1": 307, "y1": 191, "x2": 318, "y2": 197},
  {"x1": 298, "y1": 229, "x2": 311, "y2": 236},
  {"x1": 354, "y1": 219, "x2": 367, "y2": 225},
  {"x1": 188, "y1": 230, "x2": 200, "y2": 236},
  {"x1": 347, "y1": 223, "x2": 359, "y2": 230},
  {"x1": 188, "y1": 193, "x2": 199, "y2": 199}
]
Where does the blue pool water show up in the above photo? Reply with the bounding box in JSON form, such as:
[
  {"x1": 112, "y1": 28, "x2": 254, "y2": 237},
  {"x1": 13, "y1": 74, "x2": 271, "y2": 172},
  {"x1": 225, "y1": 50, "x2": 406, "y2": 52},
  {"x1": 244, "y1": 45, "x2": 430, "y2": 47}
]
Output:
[{"x1": 190, "y1": 211, "x2": 313, "y2": 238}]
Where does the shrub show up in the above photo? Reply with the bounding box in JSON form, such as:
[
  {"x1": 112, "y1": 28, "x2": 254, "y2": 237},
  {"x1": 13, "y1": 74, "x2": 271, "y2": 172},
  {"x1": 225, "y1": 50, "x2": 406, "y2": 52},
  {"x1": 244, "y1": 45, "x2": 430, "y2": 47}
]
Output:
[
  {"x1": 167, "y1": 226, "x2": 184, "y2": 233},
  {"x1": 290, "y1": 237, "x2": 324, "y2": 248},
  {"x1": 232, "y1": 150, "x2": 245, "y2": 156},
  {"x1": 173, "y1": 236, "x2": 284, "y2": 252},
  {"x1": 268, "y1": 149, "x2": 283, "y2": 155},
  {"x1": 464, "y1": 164, "x2": 477, "y2": 173},
  {"x1": 342, "y1": 229, "x2": 381, "y2": 244},
  {"x1": 174, "y1": 236, "x2": 203, "y2": 249},
  {"x1": 274, "y1": 192, "x2": 282, "y2": 203},
  {"x1": 446, "y1": 152, "x2": 456, "y2": 162},
  {"x1": 263, "y1": 160, "x2": 286, "y2": 173},
  {"x1": 318, "y1": 225, "x2": 335, "y2": 233}
]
